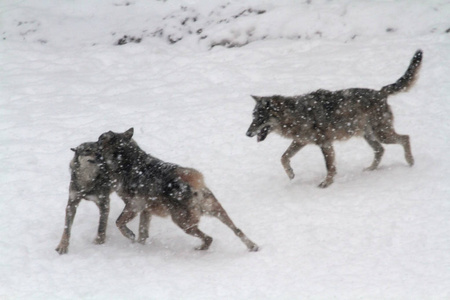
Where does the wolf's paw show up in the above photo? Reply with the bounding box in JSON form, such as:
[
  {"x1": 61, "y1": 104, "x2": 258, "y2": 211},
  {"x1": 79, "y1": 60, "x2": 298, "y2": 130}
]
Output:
[
  {"x1": 285, "y1": 169, "x2": 295, "y2": 180},
  {"x1": 318, "y1": 179, "x2": 333, "y2": 188},
  {"x1": 119, "y1": 227, "x2": 136, "y2": 242},
  {"x1": 195, "y1": 245, "x2": 209, "y2": 251},
  {"x1": 55, "y1": 245, "x2": 68, "y2": 255},
  {"x1": 94, "y1": 235, "x2": 106, "y2": 245},
  {"x1": 248, "y1": 243, "x2": 259, "y2": 252},
  {"x1": 195, "y1": 237, "x2": 213, "y2": 250},
  {"x1": 137, "y1": 238, "x2": 147, "y2": 245},
  {"x1": 407, "y1": 157, "x2": 414, "y2": 166},
  {"x1": 363, "y1": 165, "x2": 377, "y2": 172}
]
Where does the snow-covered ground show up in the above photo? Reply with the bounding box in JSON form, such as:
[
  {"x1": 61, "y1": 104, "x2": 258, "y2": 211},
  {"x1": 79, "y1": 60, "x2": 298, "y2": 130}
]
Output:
[{"x1": 1, "y1": 0, "x2": 450, "y2": 299}]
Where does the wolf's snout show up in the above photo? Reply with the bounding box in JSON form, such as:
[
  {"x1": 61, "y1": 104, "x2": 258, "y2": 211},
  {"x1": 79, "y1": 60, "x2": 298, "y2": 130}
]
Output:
[{"x1": 246, "y1": 130, "x2": 255, "y2": 137}]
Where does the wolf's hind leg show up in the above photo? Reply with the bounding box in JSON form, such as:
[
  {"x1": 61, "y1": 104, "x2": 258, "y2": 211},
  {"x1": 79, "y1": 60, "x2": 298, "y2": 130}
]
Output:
[
  {"x1": 375, "y1": 130, "x2": 414, "y2": 166},
  {"x1": 363, "y1": 131, "x2": 385, "y2": 171},
  {"x1": 281, "y1": 140, "x2": 305, "y2": 180},
  {"x1": 202, "y1": 189, "x2": 259, "y2": 251},
  {"x1": 372, "y1": 112, "x2": 414, "y2": 166},
  {"x1": 401, "y1": 135, "x2": 414, "y2": 166},
  {"x1": 171, "y1": 206, "x2": 213, "y2": 250},
  {"x1": 186, "y1": 226, "x2": 213, "y2": 251}
]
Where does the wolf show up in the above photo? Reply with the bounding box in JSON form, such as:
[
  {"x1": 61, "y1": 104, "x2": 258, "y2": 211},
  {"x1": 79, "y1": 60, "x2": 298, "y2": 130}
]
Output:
[
  {"x1": 97, "y1": 128, "x2": 259, "y2": 251},
  {"x1": 56, "y1": 142, "x2": 113, "y2": 254},
  {"x1": 246, "y1": 50, "x2": 422, "y2": 188}
]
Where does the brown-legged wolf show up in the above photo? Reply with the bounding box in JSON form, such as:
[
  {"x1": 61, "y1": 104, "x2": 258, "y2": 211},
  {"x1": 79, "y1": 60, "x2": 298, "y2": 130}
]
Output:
[
  {"x1": 97, "y1": 128, "x2": 259, "y2": 251},
  {"x1": 246, "y1": 50, "x2": 422, "y2": 188},
  {"x1": 56, "y1": 142, "x2": 113, "y2": 254}
]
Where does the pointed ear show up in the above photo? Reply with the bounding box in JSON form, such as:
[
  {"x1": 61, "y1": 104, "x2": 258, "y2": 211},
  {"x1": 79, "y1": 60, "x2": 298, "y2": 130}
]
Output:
[
  {"x1": 70, "y1": 148, "x2": 76, "y2": 152},
  {"x1": 251, "y1": 95, "x2": 262, "y2": 102},
  {"x1": 123, "y1": 128, "x2": 134, "y2": 141},
  {"x1": 98, "y1": 131, "x2": 114, "y2": 146}
]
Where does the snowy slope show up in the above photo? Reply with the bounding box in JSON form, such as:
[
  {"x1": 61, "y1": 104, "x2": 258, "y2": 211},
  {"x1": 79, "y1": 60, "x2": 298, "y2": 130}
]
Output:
[{"x1": 1, "y1": 0, "x2": 450, "y2": 299}]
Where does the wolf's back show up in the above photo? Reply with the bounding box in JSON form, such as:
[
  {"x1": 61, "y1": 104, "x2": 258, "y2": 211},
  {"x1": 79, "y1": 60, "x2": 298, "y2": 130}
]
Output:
[{"x1": 380, "y1": 50, "x2": 422, "y2": 96}]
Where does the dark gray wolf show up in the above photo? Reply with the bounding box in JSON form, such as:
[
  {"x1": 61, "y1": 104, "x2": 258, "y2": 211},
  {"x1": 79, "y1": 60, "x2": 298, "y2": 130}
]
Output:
[
  {"x1": 97, "y1": 128, "x2": 259, "y2": 251},
  {"x1": 246, "y1": 50, "x2": 422, "y2": 188},
  {"x1": 56, "y1": 142, "x2": 113, "y2": 254}
]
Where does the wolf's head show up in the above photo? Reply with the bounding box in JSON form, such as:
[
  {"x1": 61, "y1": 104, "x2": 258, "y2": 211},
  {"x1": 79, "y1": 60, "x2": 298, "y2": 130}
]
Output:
[
  {"x1": 246, "y1": 95, "x2": 279, "y2": 142},
  {"x1": 70, "y1": 142, "x2": 100, "y2": 168},
  {"x1": 97, "y1": 128, "x2": 134, "y2": 171},
  {"x1": 70, "y1": 142, "x2": 105, "y2": 187}
]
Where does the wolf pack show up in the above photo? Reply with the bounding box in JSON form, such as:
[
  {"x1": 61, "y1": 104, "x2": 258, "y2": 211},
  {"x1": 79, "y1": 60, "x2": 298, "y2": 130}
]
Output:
[{"x1": 56, "y1": 50, "x2": 423, "y2": 255}]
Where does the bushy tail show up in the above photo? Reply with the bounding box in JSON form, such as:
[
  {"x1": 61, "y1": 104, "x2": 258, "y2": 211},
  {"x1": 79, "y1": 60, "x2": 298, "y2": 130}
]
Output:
[{"x1": 380, "y1": 50, "x2": 423, "y2": 96}]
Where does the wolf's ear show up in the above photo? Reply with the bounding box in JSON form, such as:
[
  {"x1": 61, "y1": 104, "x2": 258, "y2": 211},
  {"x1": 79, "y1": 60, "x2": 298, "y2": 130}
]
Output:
[
  {"x1": 98, "y1": 131, "x2": 114, "y2": 146},
  {"x1": 70, "y1": 148, "x2": 76, "y2": 152},
  {"x1": 123, "y1": 128, "x2": 134, "y2": 141},
  {"x1": 251, "y1": 95, "x2": 262, "y2": 102}
]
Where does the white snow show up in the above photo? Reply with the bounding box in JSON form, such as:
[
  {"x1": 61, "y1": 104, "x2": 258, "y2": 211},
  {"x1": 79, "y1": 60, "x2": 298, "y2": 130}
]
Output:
[{"x1": 1, "y1": 0, "x2": 450, "y2": 299}]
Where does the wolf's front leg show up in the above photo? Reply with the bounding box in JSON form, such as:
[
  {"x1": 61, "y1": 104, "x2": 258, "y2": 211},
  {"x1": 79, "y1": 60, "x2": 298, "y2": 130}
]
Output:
[
  {"x1": 138, "y1": 209, "x2": 151, "y2": 244},
  {"x1": 319, "y1": 143, "x2": 336, "y2": 188},
  {"x1": 94, "y1": 196, "x2": 110, "y2": 245},
  {"x1": 56, "y1": 192, "x2": 82, "y2": 254},
  {"x1": 281, "y1": 140, "x2": 305, "y2": 180},
  {"x1": 116, "y1": 203, "x2": 138, "y2": 242}
]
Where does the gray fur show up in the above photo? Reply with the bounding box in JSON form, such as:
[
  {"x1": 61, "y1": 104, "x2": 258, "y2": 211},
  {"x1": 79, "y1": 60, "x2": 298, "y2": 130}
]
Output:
[
  {"x1": 56, "y1": 142, "x2": 112, "y2": 254},
  {"x1": 246, "y1": 50, "x2": 422, "y2": 187},
  {"x1": 97, "y1": 128, "x2": 259, "y2": 251}
]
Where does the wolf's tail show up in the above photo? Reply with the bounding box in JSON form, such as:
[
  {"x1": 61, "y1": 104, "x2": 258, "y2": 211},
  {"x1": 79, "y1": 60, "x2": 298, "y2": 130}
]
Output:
[{"x1": 380, "y1": 50, "x2": 423, "y2": 96}]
